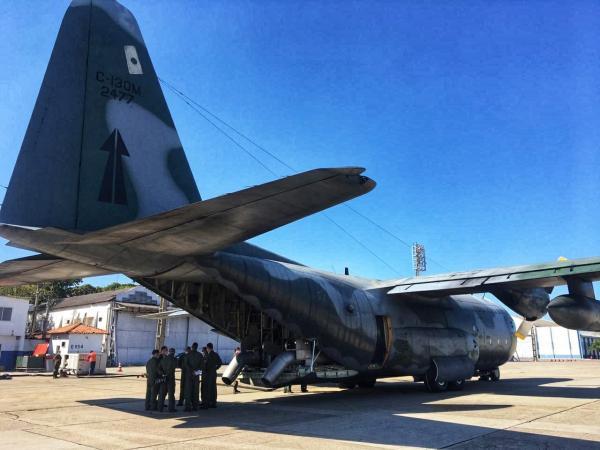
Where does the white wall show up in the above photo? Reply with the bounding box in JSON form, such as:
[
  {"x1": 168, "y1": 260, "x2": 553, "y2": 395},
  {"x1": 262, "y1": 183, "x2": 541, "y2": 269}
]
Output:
[
  {"x1": 163, "y1": 315, "x2": 238, "y2": 362},
  {"x1": 536, "y1": 327, "x2": 582, "y2": 359},
  {"x1": 0, "y1": 296, "x2": 29, "y2": 352},
  {"x1": 51, "y1": 334, "x2": 104, "y2": 354},
  {"x1": 48, "y1": 303, "x2": 111, "y2": 331},
  {"x1": 514, "y1": 336, "x2": 534, "y2": 360},
  {"x1": 115, "y1": 310, "x2": 156, "y2": 365}
]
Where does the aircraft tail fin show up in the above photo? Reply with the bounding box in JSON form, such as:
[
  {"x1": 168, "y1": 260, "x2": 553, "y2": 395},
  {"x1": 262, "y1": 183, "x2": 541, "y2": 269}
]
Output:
[{"x1": 0, "y1": 0, "x2": 200, "y2": 232}]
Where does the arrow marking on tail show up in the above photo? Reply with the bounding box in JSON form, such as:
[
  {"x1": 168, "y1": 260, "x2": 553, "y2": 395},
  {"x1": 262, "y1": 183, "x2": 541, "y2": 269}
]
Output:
[{"x1": 98, "y1": 129, "x2": 130, "y2": 205}]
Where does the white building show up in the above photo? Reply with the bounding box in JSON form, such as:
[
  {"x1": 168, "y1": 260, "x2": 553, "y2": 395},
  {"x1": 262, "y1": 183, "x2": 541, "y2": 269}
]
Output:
[
  {"x1": 48, "y1": 287, "x2": 237, "y2": 366},
  {"x1": 512, "y1": 316, "x2": 582, "y2": 360},
  {"x1": 48, "y1": 323, "x2": 107, "y2": 355},
  {"x1": 140, "y1": 309, "x2": 238, "y2": 363},
  {"x1": 0, "y1": 296, "x2": 29, "y2": 370}
]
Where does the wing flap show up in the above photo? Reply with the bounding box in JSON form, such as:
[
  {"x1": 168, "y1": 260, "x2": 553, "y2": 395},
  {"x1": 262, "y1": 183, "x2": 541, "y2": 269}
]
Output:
[{"x1": 380, "y1": 257, "x2": 600, "y2": 296}]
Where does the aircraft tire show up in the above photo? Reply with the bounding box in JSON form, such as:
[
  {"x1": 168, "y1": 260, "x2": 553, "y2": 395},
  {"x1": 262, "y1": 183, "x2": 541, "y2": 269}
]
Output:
[
  {"x1": 448, "y1": 378, "x2": 465, "y2": 391},
  {"x1": 339, "y1": 381, "x2": 357, "y2": 389},
  {"x1": 358, "y1": 379, "x2": 376, "y2": 389},
  {"x1": 479, "y1": 375, "x2": 490, "y2": 381},
  {"x1": 424, "y1": 370, "x2": 447, "y2": 393},
  {"x1": 490, "y1": 368, "x2": 500, "y2": 381}
]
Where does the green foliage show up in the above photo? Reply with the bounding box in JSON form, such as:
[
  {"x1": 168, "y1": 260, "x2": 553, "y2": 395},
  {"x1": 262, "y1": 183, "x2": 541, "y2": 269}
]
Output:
[
  {"x1": 0, "y1": 279, "x2": 136, "y2": 303},
  {"x1": 0, "y1": 279, "x2": 83, "y2": 303},
  {"x1": 589, "y1": 340, "x2": 600, "y2": 352},
  {"x1": 100, "y1": 282, "x2": 136, "y2": 292}
]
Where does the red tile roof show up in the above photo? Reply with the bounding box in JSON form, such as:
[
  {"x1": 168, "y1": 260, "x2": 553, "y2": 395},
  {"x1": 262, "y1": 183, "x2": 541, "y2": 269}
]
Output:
[{"x1": 47, "y1": 324, "x2": 108, "y2": 335}]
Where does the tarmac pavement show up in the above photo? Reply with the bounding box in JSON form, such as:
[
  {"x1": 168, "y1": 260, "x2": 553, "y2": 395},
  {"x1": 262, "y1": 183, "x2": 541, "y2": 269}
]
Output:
[{"x1": 0, "y1": 361, "x2": 599, "y2": 449}]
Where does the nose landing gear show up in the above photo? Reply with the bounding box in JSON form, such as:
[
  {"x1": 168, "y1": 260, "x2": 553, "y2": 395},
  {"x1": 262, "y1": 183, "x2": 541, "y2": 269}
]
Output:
[{"x1": 479, "y1": 368, "x2": 500, "y2": 382}]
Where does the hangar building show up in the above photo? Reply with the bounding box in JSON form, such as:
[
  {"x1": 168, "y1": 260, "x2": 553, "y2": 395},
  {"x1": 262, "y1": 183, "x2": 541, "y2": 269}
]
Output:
[{"x1": 47, "y1": 287, "x2": 237, "y2": 366}]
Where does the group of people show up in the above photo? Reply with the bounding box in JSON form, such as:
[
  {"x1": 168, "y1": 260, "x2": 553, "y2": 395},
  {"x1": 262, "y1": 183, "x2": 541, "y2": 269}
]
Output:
[
  {"x1": 53, "y1": 348, "x2": 97, "y2": 378},
  {"x1": 145, "y1": 342, "x2": 222, "y2": 413}
]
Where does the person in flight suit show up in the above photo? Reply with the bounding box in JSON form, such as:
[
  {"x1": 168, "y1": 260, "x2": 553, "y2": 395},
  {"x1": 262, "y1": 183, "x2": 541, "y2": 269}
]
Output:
[
  {"x1": 145, "y1": 349, "x2": 161, "y2": 411},
  {"x1": 158, "y1": 347, "x2": 177, "y2": 412},
  {"x1": 200, "y1": 342, "x2": 222, "y2": 409},
  {"x1": 52, "y1": 347, "x2": 62, "y2": 379},
  {"x1": 177, "y1": 346, "x2": 191, "y2": 407},
  {"x1": 184, "y1": 342, "x2": 204, "y2": 412}
]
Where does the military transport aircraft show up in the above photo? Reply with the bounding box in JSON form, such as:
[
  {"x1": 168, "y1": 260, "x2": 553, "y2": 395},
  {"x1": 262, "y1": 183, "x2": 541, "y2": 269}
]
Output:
[{"x1": 1, "y1": 0, "x2": 600, "y2": 392}]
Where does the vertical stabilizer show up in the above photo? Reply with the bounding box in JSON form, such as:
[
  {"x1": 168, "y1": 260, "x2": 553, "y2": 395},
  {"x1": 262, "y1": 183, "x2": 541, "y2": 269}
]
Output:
[{"x1": 0, "y1": 0, "x2": 200, "y2": 231}]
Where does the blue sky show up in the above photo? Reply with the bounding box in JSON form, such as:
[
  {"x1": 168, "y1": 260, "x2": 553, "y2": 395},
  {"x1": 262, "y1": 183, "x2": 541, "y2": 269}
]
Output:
[{"x1": 1, "y1": 1, "x2": 600, "y2": 290}]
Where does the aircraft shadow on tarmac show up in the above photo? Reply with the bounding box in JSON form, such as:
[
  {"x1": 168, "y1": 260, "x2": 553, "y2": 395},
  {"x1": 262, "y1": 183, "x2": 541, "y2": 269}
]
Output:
[{"x1": 79, "y1": 378, "x2": 600, "y2": 448}]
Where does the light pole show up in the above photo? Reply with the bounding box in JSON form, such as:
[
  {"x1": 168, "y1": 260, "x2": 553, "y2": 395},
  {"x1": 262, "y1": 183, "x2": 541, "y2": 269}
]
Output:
[{"x1": 412, "y1": 243, "x2": 426, "y2": 277}]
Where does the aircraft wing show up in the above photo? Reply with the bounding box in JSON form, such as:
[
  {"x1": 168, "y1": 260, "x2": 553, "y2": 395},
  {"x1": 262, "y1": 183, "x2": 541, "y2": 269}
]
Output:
[
  {"x1": 63, "y1": 167, "x2": 375, "y2": 256},
  {"x1": 376, "y1": 257, "x2": 600, "y2": 296},
  {"x1": 0, "y1": 254, "x2": 113, "y2": 286}
]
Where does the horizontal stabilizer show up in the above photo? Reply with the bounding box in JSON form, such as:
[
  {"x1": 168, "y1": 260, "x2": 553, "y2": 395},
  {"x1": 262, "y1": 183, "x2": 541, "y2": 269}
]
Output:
[
  {"x1": 61, "y1": 167, "x2": 375, "y2": 256},
  {"x1": 0, "y1": 254, "x2": 113, "y2": 286}
]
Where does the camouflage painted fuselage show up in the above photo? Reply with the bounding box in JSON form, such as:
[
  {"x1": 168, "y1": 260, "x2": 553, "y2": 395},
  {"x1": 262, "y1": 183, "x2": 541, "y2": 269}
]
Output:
[{"x1": 205, "y1": 251, "x2": 516, "y2": 380}]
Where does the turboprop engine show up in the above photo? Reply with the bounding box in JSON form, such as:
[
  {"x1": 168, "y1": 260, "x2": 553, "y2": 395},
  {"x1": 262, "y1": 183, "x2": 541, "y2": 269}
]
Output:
[{"x1": 548, "y1": 295, "x2": 600, "y2": 331}]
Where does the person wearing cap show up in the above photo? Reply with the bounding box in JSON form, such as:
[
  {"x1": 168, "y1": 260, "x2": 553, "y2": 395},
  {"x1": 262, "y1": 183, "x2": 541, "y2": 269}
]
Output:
[
  {"x1": 184, "y1": 342, "x2": 204, "y2": 411},
  {"x1": 200, "y1": 342, "x2": 222, "y2": 409},
  {"x1": 158, "y1": 346, "x2": 177, "y2": 412},
  {"x1": 145, "y1": 349, "x2": 161, "y2": 411},
  {"x1": 177, "y1": 346, "x2": 191, "y2": 407}
]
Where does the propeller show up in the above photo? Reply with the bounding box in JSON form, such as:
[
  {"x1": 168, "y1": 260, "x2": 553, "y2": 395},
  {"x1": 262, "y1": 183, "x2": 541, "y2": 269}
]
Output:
[{"x1": 515, "y1": 317, "x2": 534, "y2": 340}]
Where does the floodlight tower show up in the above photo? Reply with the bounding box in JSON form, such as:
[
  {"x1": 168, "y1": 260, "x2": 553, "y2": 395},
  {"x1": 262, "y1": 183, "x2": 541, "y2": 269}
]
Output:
[{"x1": 412, "y1": 243, "x2": 426, "y2": 277}]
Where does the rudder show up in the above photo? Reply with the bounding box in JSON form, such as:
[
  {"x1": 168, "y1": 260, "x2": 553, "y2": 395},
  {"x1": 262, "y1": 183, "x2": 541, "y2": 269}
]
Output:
[{"x1": 0, "y1": 0, "x2": 200, "y2": 232}]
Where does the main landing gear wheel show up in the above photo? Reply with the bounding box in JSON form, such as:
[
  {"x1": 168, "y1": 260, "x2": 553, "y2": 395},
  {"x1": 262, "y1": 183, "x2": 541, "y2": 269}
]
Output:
[
  {"x1": 448, "y1": 378, "x2": 465, "y2": 391},
  {"x1": 490, "y1": 368, "x2": 500, "y2": 381},
  {"x1": 424, "y1": 369, "x2": 447, "y2": 393}
]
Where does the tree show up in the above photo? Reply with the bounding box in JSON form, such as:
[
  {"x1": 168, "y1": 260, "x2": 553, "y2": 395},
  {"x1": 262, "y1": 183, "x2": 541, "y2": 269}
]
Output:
[
  {"x1": 99, "y1": 282, "x2": 136, "y2": 291},
  {"x1": 0, "y1": 279, "x2": 83, "y2": 303},
  {"x1": 590, "y1": 340, "x2": 600, "y2": 353}
]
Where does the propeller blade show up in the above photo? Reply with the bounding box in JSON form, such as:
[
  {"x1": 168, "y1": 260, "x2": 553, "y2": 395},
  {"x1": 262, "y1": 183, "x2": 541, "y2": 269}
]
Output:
[{"x1": 515, "y1": 319, "x2": 534, "y2": 340}]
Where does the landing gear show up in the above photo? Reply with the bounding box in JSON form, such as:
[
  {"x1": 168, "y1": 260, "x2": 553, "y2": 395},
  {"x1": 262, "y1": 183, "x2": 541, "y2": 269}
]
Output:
[
  {"x1": 448, "y1": 378, "x2": 465, "y2": 391},
  {"x1": 358, "y1": 379, "x2": 376, "y2": 389},
  {"x1": 424, "y1": 369, "x2": 448, "y2": 392},
  {"x1": 338, "y1": 381, "x2": 357, "y2": 389},
  {"x1": 301, "y1": 384, "x2": 308, "y2": 392},
  {"x1": 479, "y1": 368, "x2": 500, "y2": 382}
]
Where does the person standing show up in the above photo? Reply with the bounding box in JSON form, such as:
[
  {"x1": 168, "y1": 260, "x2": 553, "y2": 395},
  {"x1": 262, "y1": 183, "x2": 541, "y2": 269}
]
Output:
[
  {"x1": 158, "y1": 347, "x2": 177, "y2": 412},
  {"x1": 177, "y1": 346, "x2": 191, "y2": 407},
  {"x1": 60, "y1": 354, "x2": 70, "y2": 377},
  {"x1": 87, "y1": 350, "x2": 97, "y2": 376},
  {"x1": 145, "y1": 349, "x2": 161, "y2": 411},
  {"x1": 52, "y1": 347, "x2": 62, "y2": 379},
  {"x1": 184, "y1": 342, "x2": 203, "y2": 412},
  {"x1": 201, "y1": 342, "x2": 222, "y2": 409}
]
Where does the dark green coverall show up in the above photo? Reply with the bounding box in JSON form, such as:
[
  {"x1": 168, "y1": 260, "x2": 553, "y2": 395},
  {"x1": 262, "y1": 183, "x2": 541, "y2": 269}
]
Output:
[
  {"x1": 184, "y1": 350, "x2": 204, "y2": 411},
  {"x1": 201, "y1": 351, "x2": 222, "y2": 408},
  {"x1": 158, "y1": 353, "x2": 177, "y2": 412},
  {"x1": 177, "y1": 352, "x2": 188, "y2": 406},
  {"x1": 145, "y1": 356, "x2": 161, "y2": 410}
]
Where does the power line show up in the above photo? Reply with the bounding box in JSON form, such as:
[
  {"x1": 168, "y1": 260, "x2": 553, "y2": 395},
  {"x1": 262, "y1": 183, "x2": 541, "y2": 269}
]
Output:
[
  {"x1": 159, "y1": 78, "x2": 295, "y2": 174},
  {"x1": 323, "y1": 215, "x2": 401, "y2": 275},
  {"x1": 161, "y1": 80, "x2": 279, "y2": 177},
  {"x1": 159, "y1": 78, "x2": 448, "y2": 275},
  {"x1": 342, "y1": 203, "x2": 450, "y2": 272}
]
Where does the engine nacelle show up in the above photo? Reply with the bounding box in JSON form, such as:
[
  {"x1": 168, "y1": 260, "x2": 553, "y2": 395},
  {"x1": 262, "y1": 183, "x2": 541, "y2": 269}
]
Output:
[
  {"x1": 547, "y1": 295, "x2": 600, "y2": 331},
  {"x1": 492, "y1": 287, "x2": 549, "y2": 321}
]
